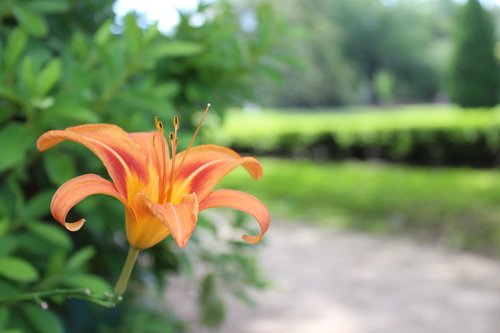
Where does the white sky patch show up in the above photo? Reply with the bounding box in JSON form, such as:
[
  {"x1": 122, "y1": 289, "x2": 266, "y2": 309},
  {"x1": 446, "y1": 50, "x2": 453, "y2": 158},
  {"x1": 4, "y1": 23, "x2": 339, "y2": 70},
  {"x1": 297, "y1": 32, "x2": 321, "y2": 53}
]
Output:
[{"x1": 113, "y1": 0, "x2": 200, "y2": 33}]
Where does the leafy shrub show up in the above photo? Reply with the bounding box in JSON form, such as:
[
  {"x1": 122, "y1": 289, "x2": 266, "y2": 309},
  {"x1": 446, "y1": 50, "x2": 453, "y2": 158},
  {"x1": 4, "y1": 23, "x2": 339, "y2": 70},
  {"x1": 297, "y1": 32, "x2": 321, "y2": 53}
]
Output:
[{"x1": 0, "y1": 1, "x2": 279, "y2": 331}]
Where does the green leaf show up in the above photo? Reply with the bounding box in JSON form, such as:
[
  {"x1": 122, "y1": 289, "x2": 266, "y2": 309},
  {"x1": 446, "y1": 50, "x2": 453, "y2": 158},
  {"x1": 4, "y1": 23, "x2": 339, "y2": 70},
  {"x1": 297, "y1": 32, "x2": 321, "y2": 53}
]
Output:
[
  {"x1": 42, "y1": 104, "x2": 99, "y2": 124},
  {"x1": 22, "y1": 0, "x2": 70, "y2": 14},
  {"x1": 199, "y1": 274, "x2": 225, "y2": 327},
  {"x1": 64, "y1": 273, "x2": 112, "y2": 294},
  {"x1": 124, "y1": 14, "x2": 142, "y2": 56},
  {"x1": 0, "y1": 218, "x2": 9, "y2": 237},
  {"x1": 22, "y1": 305, "x2": 64, "y2": 333},
  {"x1": 17, "y1": 233, "x2": 56, "y2": 257},
  {"x1": 0, "y1": 124, "x2": 34, "y2": 172},
  {"x1": 0, "y1": 235, "x2": 18, "y2": 258},
  {"x1": 154, "y1": 82, "x2": 179, "y2": 98},
  {"x1": 67, "y1": 246, "x2": 95, "y2": 271},
  {"x1": 0, "y1": 257, "x2": 39, "y2": 282},
  {"x1": 0, "y1": 0, "x2": 16, "y2": 15},
  {"x1": 143, "y1": 23, "x2": 160, "y2": 43},
  {"x1": 24, "y1": 191, "x2": 53, "y2": 219},
  {"x1": 45, "y1": 249, "x2": 66, "y2": 277},
  {"x1": 32, "y1": 96, "x2": 54, "y2": 110},
  {"x1": 20, "y1": 57, "x2": 36, "y2": 94},
  {"x1": 70, "y1": 31, "x2": 89, "y2": 58},
  {"x1": 94, "y1": 20, "x2": 112, "y2": 46},
  {"x1": 0, "y1": 85, "x2": 22, "y2": 104},
  {"x1": 26, "y1": 222, "x2": 72, "y2": 249},
  {"x1": 0, "y1": 279, "x2": 20, "y2": 298},
  {"x1": 0, "y1": 308, "x2": 9, "y2": 329},
  {"x1": 42, "y1": 151, "x2": 77, "y2": 186},
  {"x1": 4, "y1": 28, "x2": 27, "y2": 70},
  {"x1": 36, "y1": 59, "x2": 61, "y2": 96},
  {"x1": 12, "y1": 6, "x2": 48, "y2": 37},
  {"x1": 151, "y1": 41, "x2": 203, "y2": 58}
]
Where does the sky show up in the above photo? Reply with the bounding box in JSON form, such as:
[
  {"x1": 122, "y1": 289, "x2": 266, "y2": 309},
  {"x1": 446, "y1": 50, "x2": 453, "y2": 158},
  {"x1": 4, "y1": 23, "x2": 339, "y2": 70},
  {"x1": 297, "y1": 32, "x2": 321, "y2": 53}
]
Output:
[
  {"x1": 113, "y1": 0, "x2": 200, "y2": 33},
  {"x1": 113, "y1": 0, "x2": 499, "y2": 34}
]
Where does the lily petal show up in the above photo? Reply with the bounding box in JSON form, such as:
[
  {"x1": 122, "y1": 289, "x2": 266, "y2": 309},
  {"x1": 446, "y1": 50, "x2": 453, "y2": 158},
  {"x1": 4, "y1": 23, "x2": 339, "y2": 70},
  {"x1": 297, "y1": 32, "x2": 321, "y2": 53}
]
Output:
[
  {"x1": 51, "y1": 174, "x2": 124, "y2": 231},
  {"x1": 144, "y1": 193, "x2": 199, "y2": 248},
  {"x1": 173, "y1": 145, "x2": 263, "y2": 201},
  {"x1": 127, "y1": 192, "x2": 171, "y2": 249},
  {"x1": 130, "y1": 131, "x2": 169, "y2": 177},
  {"x1": 199, "y1": 189, "x2": 270, "y2": 244},
  {"x1": 37, "y1": 124, "x2": 147, "y2": 196}
]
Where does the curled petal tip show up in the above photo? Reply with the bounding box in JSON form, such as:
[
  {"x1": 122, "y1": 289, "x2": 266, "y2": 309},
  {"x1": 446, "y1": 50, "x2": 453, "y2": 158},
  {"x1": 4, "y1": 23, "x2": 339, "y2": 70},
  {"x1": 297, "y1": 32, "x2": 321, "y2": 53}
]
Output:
[
  {"x1": 64, "y1": 218, "x2": 86, "y2": 232},
  {"x1": 242, "y1": 234, "x2": 263, "y2": 244},
  {"x1": 36, "y1": 132, "x2": 52, "y2": 151},
  {"x1": 199, "y1": 189, "x2": 269, "y2": 244},
  {"x1": 243, "y1": 157, "x2": 263, "y2": 180}
]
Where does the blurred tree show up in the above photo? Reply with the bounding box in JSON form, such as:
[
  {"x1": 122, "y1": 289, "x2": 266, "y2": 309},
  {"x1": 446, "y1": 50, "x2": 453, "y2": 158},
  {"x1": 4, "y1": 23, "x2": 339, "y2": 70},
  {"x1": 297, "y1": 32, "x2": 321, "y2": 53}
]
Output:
[
  {"x1": 267, "y1": 0, "x2": 357, "y2": 106},
  {"x1": 449, "y1": 0, "x2": 499, "y2": 107},
  {"x1": 253, "y1": 0, "x2": 357, "y2": 107},
  {"x1": 332, "y1": 0, "x2": 441, "y2": 104},
  {"x1": 256, "y1": 0, "x2": 451, "y2": 107},
  {"x1": 373, "y1": 69, "x2": 395, "y2": 105}
]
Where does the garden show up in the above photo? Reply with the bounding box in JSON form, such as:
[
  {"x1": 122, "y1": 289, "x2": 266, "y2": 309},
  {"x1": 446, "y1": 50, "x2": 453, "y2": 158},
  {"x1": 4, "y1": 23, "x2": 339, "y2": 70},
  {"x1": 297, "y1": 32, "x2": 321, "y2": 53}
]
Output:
[{"x1": 0, "y1": 0, "x2": 499, "y2": 332}]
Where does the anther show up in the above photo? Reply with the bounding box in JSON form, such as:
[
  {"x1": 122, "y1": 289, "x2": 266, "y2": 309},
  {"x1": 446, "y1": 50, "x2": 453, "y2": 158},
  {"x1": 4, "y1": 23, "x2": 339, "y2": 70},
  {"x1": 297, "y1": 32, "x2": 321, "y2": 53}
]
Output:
[
  {"x1": 173, "y1": 116, "x2": 179, "y2": 130},
  {"x1": 155, "y1": 116, "x2": 164, "y2": 131},
  {"x1": 169, "y1": 132, "x2": 174, "y2": 142}
]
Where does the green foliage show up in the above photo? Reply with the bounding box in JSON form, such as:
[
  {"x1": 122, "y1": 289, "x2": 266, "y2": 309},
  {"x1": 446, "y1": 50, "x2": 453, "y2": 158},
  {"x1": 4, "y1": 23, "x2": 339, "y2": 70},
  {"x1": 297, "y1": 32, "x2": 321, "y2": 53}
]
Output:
[
  {"x1": 221, "y1": 158, "x2": 500, "y2": 256},
  {"x1": 0, "y1": 0, "x2": 280, "y2": 331},
  {"x1": 449, "y1": 0, "x2": 499, "y2": 107},
  {"x1": 0, "y1": 257, "x2": 39, "y2": 282},
  {"x1": 157, "y1": 0, "x2": 287, "y2": 121},
  {"x1": 220, "y1": 106, "x2": 500, "y2": 166},
  {"x1": 373, "y1": 69, "x2": 395, "y2": 105},
  {"x1": 260, "y1": 0, "x2": 451, "y2": 106}
]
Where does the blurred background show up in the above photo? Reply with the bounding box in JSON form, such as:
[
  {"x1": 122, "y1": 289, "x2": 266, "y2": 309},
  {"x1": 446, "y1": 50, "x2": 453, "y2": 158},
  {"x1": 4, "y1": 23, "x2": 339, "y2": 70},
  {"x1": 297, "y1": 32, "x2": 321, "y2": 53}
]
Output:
[{"x1": 0, "y1": 0, "x2": 499, "y2": 332}]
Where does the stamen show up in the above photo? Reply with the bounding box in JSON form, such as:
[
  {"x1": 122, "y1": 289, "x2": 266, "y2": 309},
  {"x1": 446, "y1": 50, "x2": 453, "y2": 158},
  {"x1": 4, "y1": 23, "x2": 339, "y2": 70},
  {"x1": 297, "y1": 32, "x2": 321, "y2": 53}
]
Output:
[
  {"x1": 173, "y1": 116, "x2": 179, "y2": 130},
  {"x1": 154, "y1": 115, "x2": 169, "y2": 202},
  {"x1": 155, "y1": 116, "x2": 164, "y2": 131},
  {"x1": 166, "y1": 131, "x2": 178, "y2": 202},
  {"x1": 162, "y1": 104, "x2": 211, "y2": 203}
]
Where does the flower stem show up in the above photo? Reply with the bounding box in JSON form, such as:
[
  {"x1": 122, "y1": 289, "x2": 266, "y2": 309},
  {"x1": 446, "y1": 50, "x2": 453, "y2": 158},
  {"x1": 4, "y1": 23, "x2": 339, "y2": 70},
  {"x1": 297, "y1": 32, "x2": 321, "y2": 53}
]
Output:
[
  {"x1": 0, "y1": 288, "x2": 118, "y2": 308},
  {"x1": 113, "y1": 247, "x2": 140, "y2": 298}
]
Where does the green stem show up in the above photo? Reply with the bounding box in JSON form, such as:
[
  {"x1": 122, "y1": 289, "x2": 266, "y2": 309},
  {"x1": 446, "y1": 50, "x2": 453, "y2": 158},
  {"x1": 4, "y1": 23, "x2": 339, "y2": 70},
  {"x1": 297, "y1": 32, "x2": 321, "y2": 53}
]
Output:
[
  {"x1": 0, "y1": 288, "x2": 117, "y2": 308},
  {"x1": 113, "y1": 247, "x2": 140, "y2": 298}
]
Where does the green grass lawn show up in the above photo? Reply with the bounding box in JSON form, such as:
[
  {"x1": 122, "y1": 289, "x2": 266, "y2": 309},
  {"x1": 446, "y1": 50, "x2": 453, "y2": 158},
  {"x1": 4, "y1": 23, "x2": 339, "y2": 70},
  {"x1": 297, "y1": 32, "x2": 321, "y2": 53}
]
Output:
[{"x1": 220, "y1": 158, "x2": 500, "y2": 255}]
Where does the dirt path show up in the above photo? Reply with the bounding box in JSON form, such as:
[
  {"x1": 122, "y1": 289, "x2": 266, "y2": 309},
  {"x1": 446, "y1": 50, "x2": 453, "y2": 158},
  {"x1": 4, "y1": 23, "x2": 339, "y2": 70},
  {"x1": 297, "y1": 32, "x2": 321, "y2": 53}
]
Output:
[{"x1": 166, "y1": 220, "x2": 500, "y2": 333}]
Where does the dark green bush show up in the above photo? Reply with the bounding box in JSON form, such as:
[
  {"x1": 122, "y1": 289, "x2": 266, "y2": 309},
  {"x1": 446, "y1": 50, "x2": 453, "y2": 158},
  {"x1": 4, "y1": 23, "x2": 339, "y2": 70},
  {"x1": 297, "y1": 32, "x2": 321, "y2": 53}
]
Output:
[{"x1": 231, "y1": 125, "x2": 500, "y2": 167}]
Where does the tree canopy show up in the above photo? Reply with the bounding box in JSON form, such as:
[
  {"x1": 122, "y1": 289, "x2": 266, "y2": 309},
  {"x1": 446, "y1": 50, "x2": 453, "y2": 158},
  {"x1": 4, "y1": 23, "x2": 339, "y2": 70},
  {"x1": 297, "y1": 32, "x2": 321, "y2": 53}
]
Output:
[
  {"x1": 258, "y1": 0, "x2": 499, "y2": 107},
  {"x1": 449, "y1": 0, "x2": 499, "y2": 107}
]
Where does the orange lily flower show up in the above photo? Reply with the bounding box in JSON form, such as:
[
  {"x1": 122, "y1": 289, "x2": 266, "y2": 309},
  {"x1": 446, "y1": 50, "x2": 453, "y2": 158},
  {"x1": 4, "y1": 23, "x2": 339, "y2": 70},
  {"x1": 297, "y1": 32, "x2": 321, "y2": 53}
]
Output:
[{"x1": 36, "y1": 106, "x2": 270, "y2": 251}]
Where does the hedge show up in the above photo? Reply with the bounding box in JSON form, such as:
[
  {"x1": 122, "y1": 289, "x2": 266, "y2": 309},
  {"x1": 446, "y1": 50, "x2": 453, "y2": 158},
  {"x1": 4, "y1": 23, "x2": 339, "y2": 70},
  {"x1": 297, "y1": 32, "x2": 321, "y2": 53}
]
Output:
[{"x1": 228, "y1": 125, "x2": 500, "y2": 167}]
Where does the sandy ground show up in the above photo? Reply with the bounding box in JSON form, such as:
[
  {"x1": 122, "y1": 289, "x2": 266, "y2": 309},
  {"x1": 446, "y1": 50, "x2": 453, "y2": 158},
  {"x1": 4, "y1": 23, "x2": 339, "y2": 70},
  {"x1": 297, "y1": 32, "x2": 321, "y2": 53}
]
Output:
[{"x1": 166, "y1": 220, "x2": 500, "y2": 333}]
